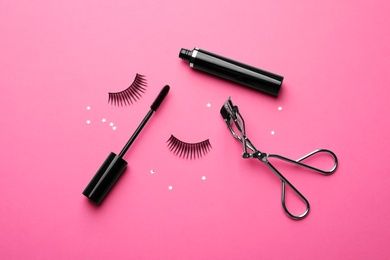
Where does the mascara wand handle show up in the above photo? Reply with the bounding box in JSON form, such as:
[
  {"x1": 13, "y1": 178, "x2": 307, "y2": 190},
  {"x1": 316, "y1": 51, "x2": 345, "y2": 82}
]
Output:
[
  {"x1": 118, "y1": 109, "x2": 153, "y2": 158},
  {"x1": 118, "y1": 85, "x2": 170, "y2": 158}
]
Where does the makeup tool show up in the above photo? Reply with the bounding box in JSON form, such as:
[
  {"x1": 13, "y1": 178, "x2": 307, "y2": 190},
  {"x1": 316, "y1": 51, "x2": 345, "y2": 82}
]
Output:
[
  {"x1": 83, "y1": 85, "x2": 170, "y2": 204},
  {"x1": 179, "y1": 48, "x2": 283, "y2": 96},
  {"x1": 167, "y1": 134, "x2": 212, "y2": 159},
  {"x1": 220, "y1": 97, "x2": 338, "y2": 219},
  {"x1": 108, "y1": 73, "x2": 147, "y2": 106}
]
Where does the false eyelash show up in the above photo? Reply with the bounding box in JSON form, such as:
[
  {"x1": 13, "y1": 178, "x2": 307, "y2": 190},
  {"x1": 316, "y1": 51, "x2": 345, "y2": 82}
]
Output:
[
  {"x1": 108, "y1": 73, "x2": 147, "y2": 106},
  {"x1": 167, "y1": 135, "x2": 212, "y2": 159}
]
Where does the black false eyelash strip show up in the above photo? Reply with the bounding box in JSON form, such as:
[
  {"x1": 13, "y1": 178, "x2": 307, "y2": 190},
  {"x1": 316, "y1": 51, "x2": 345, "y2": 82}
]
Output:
[
  {"x1": 167, "y1": 135, "x2": 212, "y2": 159},
  {"x1": 108, "y1": 73, "x2": 147, "y2": 106}
]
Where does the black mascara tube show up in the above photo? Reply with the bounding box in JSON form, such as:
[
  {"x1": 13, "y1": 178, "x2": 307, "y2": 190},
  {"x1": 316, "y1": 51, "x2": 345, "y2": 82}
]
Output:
[{"x1": 179, "y1": 48, "x2": 283, "y2": 96}]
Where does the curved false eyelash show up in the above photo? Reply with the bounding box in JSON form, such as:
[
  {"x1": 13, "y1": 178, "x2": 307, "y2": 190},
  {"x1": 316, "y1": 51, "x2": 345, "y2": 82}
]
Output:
[
  {"x1": 167, "y1": 135, "x2": 212, "y2": 159},
  {"x1": 108, "y1": 73, "x2": 147, "y2": 106}
]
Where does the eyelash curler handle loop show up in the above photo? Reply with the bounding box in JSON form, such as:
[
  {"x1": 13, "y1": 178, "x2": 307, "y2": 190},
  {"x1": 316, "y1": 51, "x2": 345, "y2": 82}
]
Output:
[
  {"x1": 265, "y1": 149, "x2": 338, "y2": 219},
  {"x1": 264, "y1": 161, "x2": 310, "y2": 220},
  {"x1": 268, "y1": 149, "x2": 338, "y2": 175}
]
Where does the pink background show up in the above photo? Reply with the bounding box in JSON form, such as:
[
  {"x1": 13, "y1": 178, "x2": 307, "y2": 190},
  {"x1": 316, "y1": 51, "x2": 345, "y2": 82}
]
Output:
[{"x1": 1, "y1": 0, "x2": 389, "y2": 259}]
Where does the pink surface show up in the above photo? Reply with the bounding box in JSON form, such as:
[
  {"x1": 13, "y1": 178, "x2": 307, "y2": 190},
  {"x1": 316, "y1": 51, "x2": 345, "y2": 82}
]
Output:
[{"x1": 1, "y1": 0, "x2": 390, "y2": 259}]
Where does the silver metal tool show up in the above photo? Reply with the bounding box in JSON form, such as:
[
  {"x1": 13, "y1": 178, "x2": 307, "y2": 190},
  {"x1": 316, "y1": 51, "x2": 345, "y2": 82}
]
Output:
[{"x1": 220, "y1": 97, "x2": 338, "y2": 220}]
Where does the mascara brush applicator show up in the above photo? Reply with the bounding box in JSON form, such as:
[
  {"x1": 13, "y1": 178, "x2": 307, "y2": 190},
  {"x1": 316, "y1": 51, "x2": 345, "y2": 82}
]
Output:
[{"x1": 83, "y1": 85, "x2": 170, "y2": 204}]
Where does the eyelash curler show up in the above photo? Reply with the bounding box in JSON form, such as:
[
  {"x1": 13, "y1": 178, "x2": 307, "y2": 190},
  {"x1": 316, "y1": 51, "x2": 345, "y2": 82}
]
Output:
[{"x1": 220, "y1": 97, "x2": 338, "y2": 220}]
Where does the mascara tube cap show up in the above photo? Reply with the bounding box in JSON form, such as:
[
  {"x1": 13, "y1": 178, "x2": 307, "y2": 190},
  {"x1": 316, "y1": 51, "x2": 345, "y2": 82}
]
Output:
[
  {"x1": 82, "y1": 152, "x2": 128, "y2": 205},
  {"x1": 179, "y1": 48, "x2": 283, "y2": 96}
]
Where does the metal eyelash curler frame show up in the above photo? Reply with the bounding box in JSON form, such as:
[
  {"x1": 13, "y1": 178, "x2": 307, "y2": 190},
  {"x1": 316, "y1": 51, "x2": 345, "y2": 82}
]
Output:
[{"x1": 220, "y1": 97, "x2": 338, "y2": 220}]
